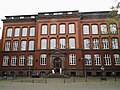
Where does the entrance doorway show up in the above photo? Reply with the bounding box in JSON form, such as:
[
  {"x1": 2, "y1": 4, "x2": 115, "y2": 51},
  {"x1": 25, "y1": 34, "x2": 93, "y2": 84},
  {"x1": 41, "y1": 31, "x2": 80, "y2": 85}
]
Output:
[{"x1": 53, "y1": 57, "x2": 62, "y2": 73}]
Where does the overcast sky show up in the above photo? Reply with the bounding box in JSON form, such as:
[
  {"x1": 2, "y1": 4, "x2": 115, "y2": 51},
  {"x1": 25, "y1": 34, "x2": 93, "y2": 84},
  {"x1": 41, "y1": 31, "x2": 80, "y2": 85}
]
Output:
[{"x1": 0, "y1": 0, "x2": 119, "y2": 39}]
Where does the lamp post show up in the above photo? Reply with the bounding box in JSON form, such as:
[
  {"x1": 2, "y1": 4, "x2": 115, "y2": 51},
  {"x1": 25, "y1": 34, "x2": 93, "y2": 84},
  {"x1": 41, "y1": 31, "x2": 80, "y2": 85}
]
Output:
[{"x1": 100, "y1": 66, "x2": 106, "y2": 81}]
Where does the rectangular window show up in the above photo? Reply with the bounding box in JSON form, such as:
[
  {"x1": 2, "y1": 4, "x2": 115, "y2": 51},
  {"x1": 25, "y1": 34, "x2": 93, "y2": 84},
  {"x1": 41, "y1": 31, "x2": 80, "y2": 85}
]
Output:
[
  {"x1": 5, "y1": 41, "x2": 11, "y2": 51},
  {"x1": 7, "y1": 28, "x2": 12, "y2": 37},
  {"x1": 104, "y1": 54, "x2": 111, "y2": 65},
  {"x1": 22, "y1": 27, "x2": 27, "y2": 36},
  {"x1": 112, "y1": 38, "x2": 118, "y2": 49},
  {"x1": 21, "y1": 41, "x2": 26, "y2": 51},
  {"x1": 93, "y1": 39, "x2": 99, "y2": 49},
  {"x1": 69, "y1": 38, "x2": 75, "y2": 49},
  {"x1": 42, "y1": 25, "x2": 47, "y2": 34},
  {"x1": 110, "y1": 24, "x2": 117, "y2": 34},
  {"x1": 29, "y1": 41, "x2": 34, "y2": 50},
  {"x1": 94, "y1": 54, "x2": 101, "y2": 65},
  {"x1": 50, "y1": 39, "x2": 56, "y2": 49},
  {"x1": 84, "y1": 39, "x2": 90, "y2": 49},
  {"x1": 101, "y1": 24, "x2": 107, "y2": 34},
  {"x1": 27, "y1": 55, "x2": 33, "y2": 66},
  {"x1": 85, "y1": 54, "x2": 92, "y2": 65},
  {"x1": 51, "y1": 25, "x2": 56, "y2": 34},
  {"x1": 30, "y1": 27, "x2": 35, "y2": 36},
  {"x1": 83, "y1": 25, "x2": 89, "y2": 34},
  {"x1": 92, "y1": 25, "x2": 98, "y2": 34},
  {"x1": 102, "y1": 38, "x2": 109, "y2": 49},
  {"x1": 40, "y1": 54, "x2": 46, "y2": 65},
  {"x1": 19, "y1": 55, "x2": 25, "y2": 66},
  {"x1": 11, "y1": 55, "x2": 17, "y2": 66},
  {"x1": 69, "y1": 24, "x2": 75, "y2": 34},
  {"x1": 14, "y1": 28, "x2": 20, "y2": 37},
  {"x1": 69, "y1": 54, "x2": 76, "y2": 65},
  {"x1": 41, "y1": 39, "x2": 47, "y2": 49},
  {"x1": 60, "y1": 24, "x2": 65, "y2": 34},
  {"x1": 114, "y1": 54, "x2": 120, "y2": 65},
  {"x1": 60, "y1": 38, "x2": 66, "y2": 49},
  {"x1": 13, "y1": 41, "x2": 19, "y2": 51},
  {"x1": 3, "y1": 56, "x2": 9, "y2": 66}
]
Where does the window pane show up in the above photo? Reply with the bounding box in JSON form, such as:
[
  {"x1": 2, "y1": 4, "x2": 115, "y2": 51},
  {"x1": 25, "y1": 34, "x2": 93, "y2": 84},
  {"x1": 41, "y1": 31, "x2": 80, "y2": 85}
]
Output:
[
  {"x1": 29, "y1": 41, "x2": 34, "y2": 50},
  {"x1": 7, "y1": 28, "x2": 12, "y2": 37},
  {"x1": 30, "y1": 27, "x2": 35, "y2": 36},
  {"x1": 110, "y1": 24, "x2": 117, "y2": 34},
  {"x1": 114, "y1": 54, "x2": 120, "y2": 65},
  {"x1": 102, "y1": 39, "x2": 109, "y2": 49},
  {"x1": 5, "y1": 41, "x2": 11, "y2": 51},
  {"x1": 51, "y1": 25, "x2": 56, "y2": 34},
  {"x1": 69, "y1": 38, "x2": 75, "y2": 49},
  {"x1": 11, "y1": 55, "x2": 17, "y2": 66},
  {"x1": 94, "y1": 54, "x2": 101, "y2": 65},
  {"x1": 3, "y1": 56, "x2": 9, "y2": 66},
  {"x1": 42, "y1": 25, "x2": 47, "y2": 34},
  {"x1": 93, "y1": 39, "x2": 99, "y2": 49},
  {"x1": 14, "y1": 28, "x2": 20, "y2": 37},
  {"x1": 22, "y1": 28, "x2": 27, "y2": 36},
  {"x1": 112, "y1": 38, "x2": 118, "y2": 49},
  {"x1": 69, "y1": 54, "x2": 76, "y2": 65},
  {"x1": 27, "y1": 55, "x2": 33, "y2": 66},
  {"x1": 69, "y1": 24, "x2": 75, "y2": 33},
  {"x1": 83, "y1": 25, "x2": 89, "y2": 34},
  {"x1": 84, "y1": 39, "x2": 90, "y2": 49},
  {"x1": 13, "y1": 41, "x2": 19, "y2": 51},
  {"x1": 85, "y1": 54, "x2": 92, "y2": 65},
  {"x1": 50, "y1": 39, "x2": 56, "y2": 49},
  {"x1": 60, "y1": 24, "x2": 65, "y2": 34},
  {"x1": 92, "y1": 25, "x2": 98, "y2": 34},
  {"x1": 104, "y1": 54, "x2": 111, "y2": 65},
  {"x1": 21, "y1": 41, "x2": 26, "y2": 51},
  {"x1": 19, "y1": 55, "x2": 25, "y2": 66},
  {"x1": 41, "y1": 39, "x2": 47, "y2": 49},
  {"x1": 60, "y1": 38, "x2": 66, "y2": 49},
  {"x1": 101, "y1": 24, "x2": 107, "y2": 34},
  {"x1": 40, "y1": 54, "x2": 46, "y2": 65}
]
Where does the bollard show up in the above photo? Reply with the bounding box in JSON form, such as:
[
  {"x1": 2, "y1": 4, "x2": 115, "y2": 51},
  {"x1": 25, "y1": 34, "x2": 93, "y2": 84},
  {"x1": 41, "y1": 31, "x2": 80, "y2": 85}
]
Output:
[
  {"x1": 73, "y1": 77, "x2": 75, "y2": 82},
  {"x1": 64, "y1": 77, "x2": 65, "y2": 83}
]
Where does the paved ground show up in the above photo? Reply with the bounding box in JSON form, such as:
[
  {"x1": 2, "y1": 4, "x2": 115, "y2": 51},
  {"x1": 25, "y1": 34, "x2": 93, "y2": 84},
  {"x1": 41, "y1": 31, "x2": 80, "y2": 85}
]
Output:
[{"x1": 0, "y1": 77, "x2": 120, "y2": 90}]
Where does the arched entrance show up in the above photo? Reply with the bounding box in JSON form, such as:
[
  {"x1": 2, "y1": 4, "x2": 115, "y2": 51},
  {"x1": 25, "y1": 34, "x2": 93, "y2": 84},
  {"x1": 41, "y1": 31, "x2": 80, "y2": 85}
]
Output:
[{"x1": 53, "y1": 57, "x2": 62, "y2": 73}]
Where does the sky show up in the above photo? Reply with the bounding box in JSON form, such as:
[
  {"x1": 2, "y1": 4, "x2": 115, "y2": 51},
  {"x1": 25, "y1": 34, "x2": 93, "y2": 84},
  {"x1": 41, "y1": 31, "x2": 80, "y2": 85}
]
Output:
[{"x1": 0, "y1": 0, "x2": 119, "y2": 39}]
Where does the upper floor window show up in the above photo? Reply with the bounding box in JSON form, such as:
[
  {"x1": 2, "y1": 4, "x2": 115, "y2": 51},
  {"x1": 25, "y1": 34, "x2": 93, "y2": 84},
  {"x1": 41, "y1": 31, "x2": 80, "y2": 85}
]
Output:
[
  {"x1": 5, "y1": 41, "x2": 11, "y2": 51},
  {"x1": 114, "y1": 54, "x2": 120, "y2": 65},
  {"x1": 60, "y1": 38, "x2": 66, "y2": 49},
  {"x1": 69, "y1": 24, "x2": 75, "y2": 34},
  {"x1": 30, "y1": 27, "x2": 35, "y2": 36},
  {"x1": 92, "y1": 25, "x2": 98, "y2": 34},
  {"x1": 51, "y1": 24, "x2": 56, "y2": 34},
  {"x1": 41, "y1": 39, "x2": 47, "y2": 49},
  {"x1": 22, "y1": 27, "x2": 27, "y2": 36},
  {"x1": 84, "y1": 39, "x2": 90, "y2": 49},
  {"x1": 19, "y1": 55, "x2": 25, "y2": 66},
  {"x1": 93, "y1": 39, "x2": 99, "y2": 49},
  {"x1": 104, "y1": 54, "x2": 111, "y2": 65},
  {"x1": 110, "y1": 24, "x2": 117, "y2": 34},
  {"x1": 14, "y1": 28, "x2": 20, "y2": 37},
  {"x1": 69, "y1": 54, "x2": 76, "y2": 65},
  {"x1": 42, "y1": 25, "x2": 47, "y2": 34},
  {"x1": 69, "y1": 38, "x2": 75, "y2": 49},
  {"x1": 60, "y1": 24, "x2": 65, "y2": 34},
  {"x1": 40, "y1": 54, "x2": 47, "y2": 65},
  {"x1": 101, "y1": 24, "x2": 107, "y2": 34},
  {"x1": 7, "y1": 28, "x2": 12, "y2": 37},
  {"x1": 28, "y1": 40, "x2": 34, "y2": 50},
  {"x1": 50, "y1": 38, "x2": 56, "y2": 49},
  {"x1": 112, "y1": 38, "x2": 118, "y2": 49},
  {"x1": 13, "y1": 41, "x2": 19, "y2": 51},
  {"x1": 3, "y1": 56, "x2": 9, "y2": 66},
  {"x1": 11, "y1": 55, "x2": 17, "y2": 66},
  {"x1": 83, "y1": 25, "x2": 89, "y2": 34},
  {"x1": 27, "y1": 55, "x2": 33, "y2": 66},
  {"x1": 85, "y1": 54, "x2": 92, "y2": 65},
  {"x1": 102, "y1": 38, "x2": 109, "y2": 49},
  {"x1": 21, "y1": 41, "x2": 26, "y2": 51},
  {"x1": 94, "y1": 54, "x2": 101, "y2": 65}
]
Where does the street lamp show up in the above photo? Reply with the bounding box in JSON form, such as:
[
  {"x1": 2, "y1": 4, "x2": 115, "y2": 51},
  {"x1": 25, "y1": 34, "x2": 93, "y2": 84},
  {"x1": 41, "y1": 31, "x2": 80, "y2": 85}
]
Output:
[{"x1": 100, "y1": 66, "x2": 106, "y2": 81}]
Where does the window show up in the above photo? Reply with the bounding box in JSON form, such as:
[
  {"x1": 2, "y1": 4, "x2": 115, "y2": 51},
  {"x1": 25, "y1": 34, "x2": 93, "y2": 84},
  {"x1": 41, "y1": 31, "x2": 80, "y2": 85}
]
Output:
[
  {"x1": 92, "y1": 25, "x2": 98, "y2": 34},
  {"x1": 14, "y1": 28, "x2": 20, "y2": 37},
  {"x1": 69, "y1": 38, "x2": 75, "y2": 49},
  {"x1": 84, "y1": 39, "x2": 90, "y2": 49},
  {"x1": 60, "y1": 38, "x2": 66, "y2": 49},
  {"x1": 42, "y1": 25, "x2": 47, "y2": 34},
  {"x1": 69, "y1": 54, "x2": 76, "y2": 65},
  {"x1": 6, "y1": 28, "x2": 12, "y2": 37},
  {"x1": 3, "y1": 56, "x2": 9, "y2": 66},
  {"x1": 69, "y1": 24, "x2": 75, "y2": 33},
  {"x1": 28, "y1": 40, "x2": 34, "y2": 50},
  {"x1": 112, "y1": 38, "x2": 118, "y2": 49},
  {"x1": 5, "y1": 41, "x2": 11, "y2": 51},
  {"x1": 110, "y1": 24, "x2": 117, "y2": 34},
  {"x1": 94, "y1": 54, "x2": 101, "y2": 65},
  {"x1": 30, "y1": 27, "x2": 35, "y2": 36},
  {"x1": 102, "y1": 38, "x2": 109, "y2": 49},
  {"x1": 104, "y1": 54, "x2": 111, "y2": 65},
  {"x1": 101, "y1": 24, "x2": 107, "y2": 34},
  {"x1": 83, "y1": 25, "x2": 89, "y2": 34},
  {"x1": 114, "y1": 54, "x2": 120, "y2": 65},
  {"x1": 22, "y1": 27, "x2": 27, "y2": 36},
  {"x1": 40, "y1": 54, "x2": 46, "y2": 65},
  {"x1": 50, "y1": 39, "x2": 56, "y2": 49},
  {"x1": 21, "y1": 41, "x2": 26, "y2": 51},
  {"x1": 51, "y1": 25, "x2": 56, "y2": 34},
  {"x1": 60, "y1": 24, "x2": 65, "y2": 34},
  {"x1": 13, "y1": 41, "x2": 19, "y2": 51},
  {"x1": 85, "y1": 54, "x2": 92, "y2": 65},
  {"x1": 93, "y1": 39, "x2": 99, "y2": 49},
  {"x1": 11, "y1": 55, "x2": 17, "y2": 66},
  {"x1": 41, "y1": 39, "x2": 47, "y2": 49},
  {"x1": 19, "y1": 55, "x2": 25, "y2": 66},
  {"x1": 27, "y1": 55, "x2": 33, "y2": 66}
]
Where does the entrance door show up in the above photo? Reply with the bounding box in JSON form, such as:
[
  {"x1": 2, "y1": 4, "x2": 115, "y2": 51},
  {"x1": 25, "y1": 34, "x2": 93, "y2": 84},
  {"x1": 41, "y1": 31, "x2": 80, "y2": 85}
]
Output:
[{"x1": 53, "y1": 57, "x2": 62, "y2": 73}]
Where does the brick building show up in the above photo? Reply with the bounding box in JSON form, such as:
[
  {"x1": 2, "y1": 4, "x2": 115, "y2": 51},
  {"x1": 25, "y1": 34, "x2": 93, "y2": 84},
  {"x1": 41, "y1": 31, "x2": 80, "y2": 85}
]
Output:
[{"x1": 0, "y1": 10, "x2": 120, "y2": 77}]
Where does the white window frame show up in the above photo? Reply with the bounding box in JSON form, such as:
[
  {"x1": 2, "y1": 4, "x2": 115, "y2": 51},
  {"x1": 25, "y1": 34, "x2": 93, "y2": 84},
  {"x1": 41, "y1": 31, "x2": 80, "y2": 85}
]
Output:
[
  {"x1": 60, "y1": 38, "x2": 66, "y2": 49},
  {"x1": 114, "y1": 54, "x2": 120, "y2": 66},
  {"x1": 101, "y1": 24, "x2": 107, "y2": 34},
  {"x1": 30, "y1": 27, "x2": 35, "y2": 36},
  {"x1": 69, "y1": 54, "x2": 76, "y2": 65},
  {"x1": 94, "y1": 54, "x2": 101, "y2": 65},
  {"x1": 92, "y1": 25, "x2": 98, "y2": 34},
  {"x1": 41, "y1": 39, "x2": 47, "y2": 49},
  {"x1": 19, "y1": 55, "x2": 25, "y2": 66},
  {"x1": 102, "y1": 38, "x2": 109, "y2": 49},
  {"x1": 112, "y1": 38, "x2": 118, "y2": 49},
  {"x1": 93, "y1": 39, "x2": 99, "y2": 49},
  {"x1": 13, "y1": 41, "x2": 19, "y2": 51},
  {"x1": 85, "y1": 54, "x2": 92, "y2": 65},
  {"x1": 83, "y1": 25, "x2": 89, "y2": 34},
  {"x1": 110, "y1": 24, "x2": 117, "y2": 34},
  {"x1": 27, "y1": 55, "x2": 33, "y2": 66},
  {"x1": 28, "y1": 40, "x2": 34, "y2": 50},
  {"x1": 21, "y1": 41, "x2": 26, "y2": 51},
  {"x1": 69, "y1": 38, "x2": 75, "y2": 49},
  {"x1": 51, "y1": 24, "x2": 56, "y2": 34},
  {"x1": 60, "y1": 24, "x2": 65, "y2": 34},
  {"x1": 22, "y1": 27, "x2": 28, "y2": 36},
  {"x1": 11, "y1": 55, "x2": 17, "y2": 66},
  {"x1": 69, "y1": 24, "x2": 75, "y2": 34},
  {"x1": 84, "y1": 39, "x2": 90, "y2": 49},
  {"x1": 104, "y1": 54, "x2": 111, "y2": 66},
  {"x1": 7, "y1": 28, "x2": 12, "y2": 37},
  {"x1": 14, "y1": 28, "x2": 20, "y2": 37},
  {"x1": 50, "y1": 38, "x2": 56, "y2": 49},
  {"x1": 5, "y1": 41, "x2": 11, "y2": 51},
  {"x1": 42, "y1": 25, "x2": 47, "y2": 34},
  {"x1": 3, "y1": 56, "x2": 9, "y2": 66},
  {"x1": 40, "y1": 54, "x2": 47, "y2": 65}
]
